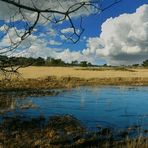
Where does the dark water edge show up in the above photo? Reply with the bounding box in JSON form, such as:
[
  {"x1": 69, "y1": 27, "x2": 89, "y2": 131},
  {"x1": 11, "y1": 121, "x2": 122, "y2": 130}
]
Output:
[
  {"x1": 0, "y1": 88, "x2": 59, "y2": 97},
  {"x1": 0, "y1": 114, "x2": 148, "y2": 148}
]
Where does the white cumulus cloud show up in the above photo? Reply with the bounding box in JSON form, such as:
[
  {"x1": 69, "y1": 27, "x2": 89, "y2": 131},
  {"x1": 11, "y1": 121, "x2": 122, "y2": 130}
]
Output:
[
  {"x1": 61, "y1": 28, "x2": 80, "y2": 34},
  {"x1": 13, "y1": 32, "x2": 95, "y2": 63},
  {"x1": 83, "y1": 4, "x2": 148, "y2": 65}
]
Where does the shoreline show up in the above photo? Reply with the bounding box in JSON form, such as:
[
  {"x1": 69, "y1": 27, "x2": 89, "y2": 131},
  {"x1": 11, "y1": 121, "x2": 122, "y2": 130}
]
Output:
[
  {"x1": 0, "y1": 66, "x2": 148, "y2": 92},
  {"x1": 0, "y1": 76, "x2": 148, "y2": 92}
]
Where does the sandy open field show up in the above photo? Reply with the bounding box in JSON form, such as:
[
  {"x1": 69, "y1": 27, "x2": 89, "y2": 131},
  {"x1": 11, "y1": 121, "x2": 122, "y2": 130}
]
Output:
[{"x1": 18, "y1": 66, "x2": 148, "y2": 79}]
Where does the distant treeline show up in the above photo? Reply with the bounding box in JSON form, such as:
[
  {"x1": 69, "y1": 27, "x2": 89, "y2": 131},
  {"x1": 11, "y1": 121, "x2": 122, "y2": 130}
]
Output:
[
  {"x1": 141, "y1": 59, "x2": 148, "y2": 67},
  {"x1": 0, "y1": 55, "x2": 148, "y2": 67},
  {"x1": 0, "y1": 56, "x2": 95, "y2": 67}
]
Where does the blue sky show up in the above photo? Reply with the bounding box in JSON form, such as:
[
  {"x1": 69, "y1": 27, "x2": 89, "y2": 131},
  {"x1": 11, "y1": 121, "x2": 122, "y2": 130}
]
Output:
[
  {"x1": 56, "y1": 0, "x2": 148, "y2": 51},
  {"x1": 0, "y1": 0, "x2": 148, "y2": 65}
]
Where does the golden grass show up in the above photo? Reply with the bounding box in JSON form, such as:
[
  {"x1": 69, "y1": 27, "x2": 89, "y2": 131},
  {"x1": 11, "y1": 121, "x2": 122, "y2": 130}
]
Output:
[
  {"x1": 18, "y1": 66, "x2": 148, "y2": 79},
  {"x1": 0, "y1": 66, "x2": 148, "y2": 90}
]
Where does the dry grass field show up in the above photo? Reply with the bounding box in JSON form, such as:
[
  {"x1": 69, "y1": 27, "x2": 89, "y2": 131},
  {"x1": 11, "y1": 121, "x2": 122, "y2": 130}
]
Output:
[
  {"x1": 0, "y1": 66, "x2": 148, "y2": 90},
  {"x1": 18, "y1": 66, "x2": 148, "y2": 79}
]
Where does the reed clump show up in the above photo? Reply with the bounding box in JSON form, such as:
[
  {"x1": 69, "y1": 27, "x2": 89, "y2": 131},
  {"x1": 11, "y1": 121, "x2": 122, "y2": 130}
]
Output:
[{"x1": 0, "y1": 76, "x2": 148, "y2": 92}]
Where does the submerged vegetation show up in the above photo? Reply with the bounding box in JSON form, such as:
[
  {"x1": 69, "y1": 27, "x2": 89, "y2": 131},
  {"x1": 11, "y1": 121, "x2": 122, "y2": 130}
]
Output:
[{"x1": 0, "y1": 91, "x2": 58, "y2": 114}]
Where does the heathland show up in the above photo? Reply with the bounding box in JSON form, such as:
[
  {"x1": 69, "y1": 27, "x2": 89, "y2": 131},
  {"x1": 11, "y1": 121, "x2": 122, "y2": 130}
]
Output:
[
  {"x1": 0, "y1": 66, "x2": 147, "y2": 90},
  {"x1": 0, "y1": 66, "x2": 148, "y2": 147}
]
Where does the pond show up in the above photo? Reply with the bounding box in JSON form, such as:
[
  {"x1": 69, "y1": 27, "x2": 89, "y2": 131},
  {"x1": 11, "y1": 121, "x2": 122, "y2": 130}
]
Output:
[{"x1": 1, "y1": 86, "x2": 148, "y2": 131}]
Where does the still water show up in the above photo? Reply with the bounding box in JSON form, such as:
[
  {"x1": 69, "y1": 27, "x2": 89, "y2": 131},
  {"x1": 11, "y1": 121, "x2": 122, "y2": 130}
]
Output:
[{"x1": 1, "y1": 86, "x2": 148, "y2": 130}]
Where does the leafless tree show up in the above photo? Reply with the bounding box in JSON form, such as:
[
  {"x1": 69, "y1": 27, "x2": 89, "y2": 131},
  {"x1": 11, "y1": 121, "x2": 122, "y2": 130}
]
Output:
[{"x1": 0, "y1": 0, "x2": 121, "y2": 76}]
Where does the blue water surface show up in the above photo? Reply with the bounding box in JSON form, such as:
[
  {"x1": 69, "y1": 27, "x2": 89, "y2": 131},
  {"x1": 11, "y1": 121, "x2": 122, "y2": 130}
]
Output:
[{"x1": 2, "y1": 86, "x2": 148, "y2": 130}]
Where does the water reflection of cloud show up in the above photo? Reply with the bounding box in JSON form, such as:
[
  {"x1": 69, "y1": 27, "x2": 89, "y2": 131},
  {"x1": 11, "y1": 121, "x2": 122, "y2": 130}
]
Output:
[
  {"x1": 78, "y1": 86, "x2": 102, "y2": 108},
  {"x1": 80, "y1": 97, "x2": 85, "y2": 108}
]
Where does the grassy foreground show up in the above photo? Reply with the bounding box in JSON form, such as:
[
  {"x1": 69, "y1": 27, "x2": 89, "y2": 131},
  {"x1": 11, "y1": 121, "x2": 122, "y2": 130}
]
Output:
[{"x1": 1, "y1": 115, "x2": 148, "y2": 148}]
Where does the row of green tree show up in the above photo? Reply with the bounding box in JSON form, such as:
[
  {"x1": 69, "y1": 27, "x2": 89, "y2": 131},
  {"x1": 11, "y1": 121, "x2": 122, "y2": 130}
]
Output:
[
  {"x1": 0, "y1": 56, "x2": 94, "y2": 67},
  {"x1": 0, "y1": 55, "x2": 148, "y2": 67}
]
